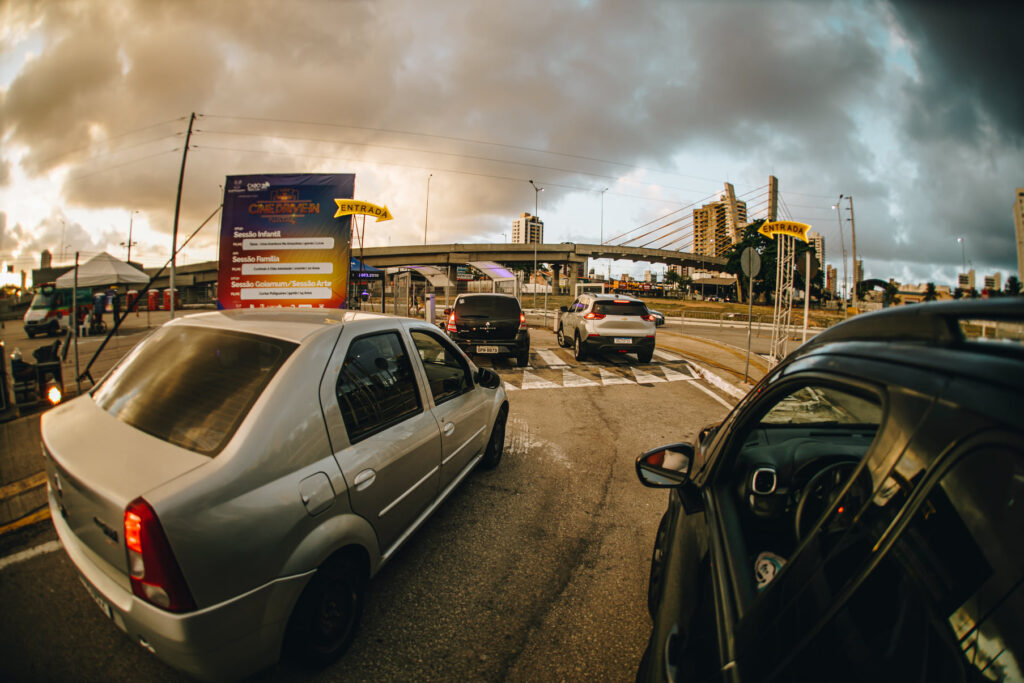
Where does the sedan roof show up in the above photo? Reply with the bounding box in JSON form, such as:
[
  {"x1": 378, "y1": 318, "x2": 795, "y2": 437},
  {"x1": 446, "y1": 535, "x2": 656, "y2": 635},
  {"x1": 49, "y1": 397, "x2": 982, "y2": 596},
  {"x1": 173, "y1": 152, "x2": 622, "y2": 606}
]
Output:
[{"x1": 169, "y1": 308, "x2": 391, "y2": 343}]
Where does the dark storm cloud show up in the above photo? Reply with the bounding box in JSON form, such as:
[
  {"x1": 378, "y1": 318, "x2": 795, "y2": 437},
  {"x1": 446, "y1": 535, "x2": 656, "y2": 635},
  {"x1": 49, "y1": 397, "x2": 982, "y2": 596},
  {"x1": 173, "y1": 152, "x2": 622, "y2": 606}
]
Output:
[
  {"x1": 887, "y1": 0, "x2": 1024, "y2": 145},
  {"x1": 1, "y1": 0, "x2": 1021, "y2": 283}
]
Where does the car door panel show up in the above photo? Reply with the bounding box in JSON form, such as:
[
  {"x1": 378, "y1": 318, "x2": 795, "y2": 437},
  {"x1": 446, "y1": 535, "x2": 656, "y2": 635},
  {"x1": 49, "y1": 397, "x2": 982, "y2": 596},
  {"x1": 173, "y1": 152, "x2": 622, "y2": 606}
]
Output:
[
  {"x1": 319, "y1": 323, "x2": 442, "y2": 552},
  {"x1": 407, "y1": 328, "x2": 489, "y2": 488}
]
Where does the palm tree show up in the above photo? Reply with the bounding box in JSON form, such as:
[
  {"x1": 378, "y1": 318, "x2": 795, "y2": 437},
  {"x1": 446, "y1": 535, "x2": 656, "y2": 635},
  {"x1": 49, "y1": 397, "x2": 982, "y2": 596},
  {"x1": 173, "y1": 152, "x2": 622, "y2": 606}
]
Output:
[
  {"x1": 882, "y1": 281, "x2": 902, "y2": 307},
  {"x1": 923, "y1": 282, "x2": 938, "y2": 302}
]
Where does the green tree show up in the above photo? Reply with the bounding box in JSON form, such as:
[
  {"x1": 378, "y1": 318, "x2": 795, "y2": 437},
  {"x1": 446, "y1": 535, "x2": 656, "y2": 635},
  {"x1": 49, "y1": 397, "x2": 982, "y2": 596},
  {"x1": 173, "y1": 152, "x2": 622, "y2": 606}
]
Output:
[
  {"x1": 923, "y1": 282, "x2": 937, "y2": 302},
  {"x1": 1005, "y1": 275, "x2": 1022, "y2": 296},
  {"x1": 953, "y1": 287, "x2": 964, "y2": 300},
  {"x1": 722, "y1": 219, "x2": 823, "y2": 304},
  {"x1": 882, "y1": 281, "x2": 902, "y2": 307}
]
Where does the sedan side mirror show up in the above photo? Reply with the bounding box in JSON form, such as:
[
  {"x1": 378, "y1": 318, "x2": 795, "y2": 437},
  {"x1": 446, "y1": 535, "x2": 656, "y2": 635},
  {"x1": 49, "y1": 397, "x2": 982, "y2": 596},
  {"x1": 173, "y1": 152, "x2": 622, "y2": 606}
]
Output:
[
  {"x1": 475, "y1": 367, "x2": 502, "y2": 389},
  {"x1": 443, "y1": 308, "x2": 452, "y2": 316},
  {"x1": 559, "y1": 306, "x2": 568, "y2": 313}
]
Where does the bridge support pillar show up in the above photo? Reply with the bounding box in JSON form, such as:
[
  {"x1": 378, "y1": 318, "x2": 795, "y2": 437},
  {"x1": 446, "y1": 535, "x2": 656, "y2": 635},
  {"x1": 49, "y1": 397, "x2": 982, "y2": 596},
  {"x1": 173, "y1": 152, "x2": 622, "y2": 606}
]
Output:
[
  {"x1": 568, "y1": 263, "x2": 578, "y2": 298},
  {"x1": 551, "y1": 264, "x2": 562, "y2": 296}
]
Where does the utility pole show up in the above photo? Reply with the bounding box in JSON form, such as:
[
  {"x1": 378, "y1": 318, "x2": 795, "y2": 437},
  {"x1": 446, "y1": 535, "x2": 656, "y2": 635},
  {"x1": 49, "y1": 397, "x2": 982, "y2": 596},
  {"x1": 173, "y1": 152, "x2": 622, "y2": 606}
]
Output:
[
  {"x1": 423, "y1": 173, "x2": 432, "y2": 245},
  {"x1": 529, "y1": 179, "x2": 543, "y2": 310},
  {"x1": 834, "y1": 196, "x2": 848, "y2": 317},
  {"x1": 170, "y1": 112, "x2": 196, "y2": 320},
  {"x1": 847, "y1": 195, "x2": 858, "y2": 311}
]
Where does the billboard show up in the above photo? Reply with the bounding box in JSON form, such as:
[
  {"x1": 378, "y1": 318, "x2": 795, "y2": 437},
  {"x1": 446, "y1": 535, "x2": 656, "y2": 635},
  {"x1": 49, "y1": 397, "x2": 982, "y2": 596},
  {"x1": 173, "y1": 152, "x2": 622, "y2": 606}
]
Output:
[{"x1": 217, "y1": 173, "x2": 354, "y2": 309}]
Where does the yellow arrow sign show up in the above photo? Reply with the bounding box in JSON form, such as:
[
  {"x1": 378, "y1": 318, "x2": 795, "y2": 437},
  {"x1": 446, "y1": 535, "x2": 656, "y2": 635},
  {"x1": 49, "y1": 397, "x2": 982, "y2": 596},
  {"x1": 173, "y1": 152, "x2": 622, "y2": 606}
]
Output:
[
  {"x1": 333, "y1": 199, "x2": 394, "y2": 221},
  {"x1": 758, "y1": 220, "x2": 811, "y2": 242}
]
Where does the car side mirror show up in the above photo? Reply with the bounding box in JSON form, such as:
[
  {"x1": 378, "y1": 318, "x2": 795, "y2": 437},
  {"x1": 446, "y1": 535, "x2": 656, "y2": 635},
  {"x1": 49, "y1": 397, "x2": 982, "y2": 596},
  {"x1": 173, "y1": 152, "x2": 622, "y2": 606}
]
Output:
[
  {"x1": 559, "y1": 306, "x2": 568, "y2": 313},
  {"x1": 636, "y1": 443, "x2": 705, "y2": 513},
  {"x1": 475, "y1": 367, "x2": 502, "y2": 389},
  {"x1": 443, "y1": 308, "x2": 452, "y2": 316},
  {"x1": 636, "y1": 443, "x2": 693, "y2": 487}
]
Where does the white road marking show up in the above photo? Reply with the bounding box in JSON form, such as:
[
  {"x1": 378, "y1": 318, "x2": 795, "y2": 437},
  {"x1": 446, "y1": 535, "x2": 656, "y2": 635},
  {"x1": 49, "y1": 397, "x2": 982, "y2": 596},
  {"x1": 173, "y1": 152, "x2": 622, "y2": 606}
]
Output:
[
  {"x1": 536, "y1": 348, "x2": 566, "y2": 367},
  {"x1": 561, "y1": 369, "x2": 600, "y2": 387},
  {"x1": 652, "y1": 349, "x2": 683, "y2": 362},
  {"x1": 661, "y1": 365, "x2": 695, "y2": 382},
  {"x1": 520, "y1": 371, "x2": 562, "y2": 391},
  {"x1": 599, "y1": 368, "x2": 634, "y2": 386},
  {"x1": 686, "y1": 379, "x2": 735, "y2": 409},
  {"x1": 632, "y1": 367, "x2": 666, "y2": 384},
  {"x1": 0, "y1": 540, "x2": 62, "y2": 572}
]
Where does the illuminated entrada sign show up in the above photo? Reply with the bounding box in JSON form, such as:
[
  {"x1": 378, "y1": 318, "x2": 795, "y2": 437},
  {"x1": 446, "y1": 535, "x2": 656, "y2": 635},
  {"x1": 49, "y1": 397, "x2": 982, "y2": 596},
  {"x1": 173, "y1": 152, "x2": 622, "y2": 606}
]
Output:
[
  {"x1": 758, "y1": 220, "x2": 811, "y2": 242},
  {"x1": 333, "y1": 200, "x2": 394, "y2": 221}
]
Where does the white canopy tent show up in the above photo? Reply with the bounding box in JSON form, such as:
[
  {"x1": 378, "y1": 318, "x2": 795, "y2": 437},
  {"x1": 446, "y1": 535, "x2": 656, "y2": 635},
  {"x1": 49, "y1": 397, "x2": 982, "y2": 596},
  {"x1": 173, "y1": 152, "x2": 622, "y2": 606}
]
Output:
[{"x1": 55, "y1": 252, "x2": 149, "y2": 288}]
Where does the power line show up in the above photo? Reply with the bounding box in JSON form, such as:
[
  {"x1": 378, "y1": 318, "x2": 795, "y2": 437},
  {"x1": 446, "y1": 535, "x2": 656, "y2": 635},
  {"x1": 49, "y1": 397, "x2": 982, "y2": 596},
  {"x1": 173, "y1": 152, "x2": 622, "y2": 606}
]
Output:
[
  {"x1": 190, "y1": 142, "x2": 698, "y2": 207},
  {"x1": 32, "y1": 117, "x2": 188, "y2": 169},
  {"x1": 199, "y1": 113, "x2": 731, "y2": 188}
]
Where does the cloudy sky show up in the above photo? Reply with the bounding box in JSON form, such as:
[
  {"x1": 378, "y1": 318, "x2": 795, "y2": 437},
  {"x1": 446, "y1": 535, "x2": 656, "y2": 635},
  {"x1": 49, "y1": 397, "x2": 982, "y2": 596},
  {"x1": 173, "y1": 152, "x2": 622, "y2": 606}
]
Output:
[{"x1": 1, "y1": 0, "x2": 1022, "y2": 291}]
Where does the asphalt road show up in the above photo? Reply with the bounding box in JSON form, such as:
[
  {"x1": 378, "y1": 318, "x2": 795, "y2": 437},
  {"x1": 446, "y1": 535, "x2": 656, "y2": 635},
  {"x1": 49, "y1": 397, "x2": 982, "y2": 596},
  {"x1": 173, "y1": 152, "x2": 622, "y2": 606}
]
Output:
[{"x1": 0, "y1": 324, "x2": 739, "y2": 681}]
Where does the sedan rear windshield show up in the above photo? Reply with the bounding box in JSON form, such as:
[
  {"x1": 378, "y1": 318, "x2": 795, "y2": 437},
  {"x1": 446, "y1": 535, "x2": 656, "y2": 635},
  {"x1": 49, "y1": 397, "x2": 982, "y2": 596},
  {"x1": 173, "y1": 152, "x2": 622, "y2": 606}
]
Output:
[
  {"x1": 454, "y1": 296, "x2": 521, "y2": 317},
  {"x1": 593, "y1": 301, "x2": 648, "y2": 316},
  {"x1": 92, "y1": 325, "x2": 296, "y2": 455}
]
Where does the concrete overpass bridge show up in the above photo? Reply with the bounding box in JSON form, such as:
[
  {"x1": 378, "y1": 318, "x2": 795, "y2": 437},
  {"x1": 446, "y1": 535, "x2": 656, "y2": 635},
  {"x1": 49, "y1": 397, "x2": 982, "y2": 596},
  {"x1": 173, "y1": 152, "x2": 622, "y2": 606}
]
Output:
[
  {"x1": 356, "y1": 242, "x2": 725, "y2": 291},
  {"x1": 356, "y1": 242, "x2": 723, "y2": 270}
]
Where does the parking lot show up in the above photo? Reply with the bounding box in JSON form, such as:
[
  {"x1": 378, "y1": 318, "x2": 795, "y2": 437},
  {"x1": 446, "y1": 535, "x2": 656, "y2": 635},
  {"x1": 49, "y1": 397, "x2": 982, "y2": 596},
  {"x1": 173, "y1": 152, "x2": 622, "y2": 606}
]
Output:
[{"x1": 0, "y1": 314, "x2": 751, "y2": 681}]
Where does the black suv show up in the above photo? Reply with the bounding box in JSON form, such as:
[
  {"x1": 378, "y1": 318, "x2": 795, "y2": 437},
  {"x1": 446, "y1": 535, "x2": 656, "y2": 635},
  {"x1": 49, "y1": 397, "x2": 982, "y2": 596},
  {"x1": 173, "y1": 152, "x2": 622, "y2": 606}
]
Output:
[
  {"x1": 444, "y1": 293, "x2": 530, "y2": 366},
  {"x1": 635, "y1": 300, "x2": 1024, "y2": 682}
]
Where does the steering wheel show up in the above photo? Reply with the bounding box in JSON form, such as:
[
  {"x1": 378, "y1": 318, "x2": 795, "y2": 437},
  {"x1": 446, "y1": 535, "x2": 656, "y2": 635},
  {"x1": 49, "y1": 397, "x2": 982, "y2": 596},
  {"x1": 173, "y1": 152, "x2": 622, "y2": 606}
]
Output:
[{"x1": 793, "y1": 461, "x2": 860, "y2": 542}]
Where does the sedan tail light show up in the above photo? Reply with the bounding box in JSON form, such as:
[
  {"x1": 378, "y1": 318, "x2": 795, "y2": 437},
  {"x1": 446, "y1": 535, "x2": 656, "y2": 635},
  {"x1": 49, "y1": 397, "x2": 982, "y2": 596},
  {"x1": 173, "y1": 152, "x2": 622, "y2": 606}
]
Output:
[
  {"x1": 584, "y1": 312, "x2": 606, "y2": 320},
  {"x1": 519, "y1": 312, "x2": 527, "y2": 330},
  {"x1": 446, "y1": 312, "x2": 457, "y2": 332},
  {"x1": 641, "y1": 314, "x2": 655, "y2": 322},
  {"x1": 124, "y1": 498, "x2": 196, "y2": 613}
]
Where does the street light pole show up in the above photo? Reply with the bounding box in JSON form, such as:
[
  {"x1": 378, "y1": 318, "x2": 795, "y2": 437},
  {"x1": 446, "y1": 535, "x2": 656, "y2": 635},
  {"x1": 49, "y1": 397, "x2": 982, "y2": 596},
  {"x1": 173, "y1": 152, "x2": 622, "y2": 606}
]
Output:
[
  {"x1": 529, "y1": 179, "x2": 543, "y2": 309},
  {"x1": 423, "y1": 173, "x2": 432, "y2": 245},
  {"x1": 833, "y1": 196, "x2": 848, "y2": 317},
  {"x1": 847, "y1": 195, "x2": 858, "y2": 310},
  {"x1": 599, "y1": 187, "x2": 608, "y2": 245},
  {"x1": 957, "y1": 236, "x2": 966, "y2": 273},
  {"x1": 121, "y1": 210, "x2": 139, "y2": 264}
]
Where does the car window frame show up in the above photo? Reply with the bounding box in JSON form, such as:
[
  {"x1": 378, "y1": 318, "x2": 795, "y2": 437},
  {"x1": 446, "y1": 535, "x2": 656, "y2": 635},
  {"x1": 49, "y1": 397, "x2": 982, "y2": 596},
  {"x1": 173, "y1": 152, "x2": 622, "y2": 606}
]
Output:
[
  {"x1": 705, "y1": 372, "x2": 889, "y2": 614},
  {"x1": 408, "y1": 327, "x2": 476, "y2": 407},
  {"x1": 334, "y1": 329, "x2": 424, "y2": 445}
]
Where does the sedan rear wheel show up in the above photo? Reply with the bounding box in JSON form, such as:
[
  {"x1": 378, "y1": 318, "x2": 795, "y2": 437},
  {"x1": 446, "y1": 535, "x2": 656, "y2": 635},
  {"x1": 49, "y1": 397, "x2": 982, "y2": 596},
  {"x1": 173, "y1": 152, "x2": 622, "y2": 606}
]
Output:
[{"x1": 284, "y1": 555, "x2": 365, "y2": 668}]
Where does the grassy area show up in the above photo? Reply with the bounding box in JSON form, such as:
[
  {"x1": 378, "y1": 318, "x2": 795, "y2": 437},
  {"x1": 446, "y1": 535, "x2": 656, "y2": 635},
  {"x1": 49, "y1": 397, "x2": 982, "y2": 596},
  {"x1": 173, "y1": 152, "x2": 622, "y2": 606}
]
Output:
[{"x1": 525, "y1": 293, "x2": 846, "y2": 328}]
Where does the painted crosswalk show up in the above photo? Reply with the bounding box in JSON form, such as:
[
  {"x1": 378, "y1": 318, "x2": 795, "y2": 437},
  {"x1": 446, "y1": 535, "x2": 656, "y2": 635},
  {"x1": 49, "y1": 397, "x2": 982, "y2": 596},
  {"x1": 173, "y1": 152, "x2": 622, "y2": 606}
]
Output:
[{"x1": 474, "y1": 346, "x2": 738, "y2": 405}]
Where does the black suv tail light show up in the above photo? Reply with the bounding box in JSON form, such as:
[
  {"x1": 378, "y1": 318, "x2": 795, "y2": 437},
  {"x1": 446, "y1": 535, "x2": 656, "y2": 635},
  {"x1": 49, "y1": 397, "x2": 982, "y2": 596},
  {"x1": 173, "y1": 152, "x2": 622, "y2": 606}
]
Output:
[{"x1": 124, "y1": 498, "x2": 196, "y2": 613}]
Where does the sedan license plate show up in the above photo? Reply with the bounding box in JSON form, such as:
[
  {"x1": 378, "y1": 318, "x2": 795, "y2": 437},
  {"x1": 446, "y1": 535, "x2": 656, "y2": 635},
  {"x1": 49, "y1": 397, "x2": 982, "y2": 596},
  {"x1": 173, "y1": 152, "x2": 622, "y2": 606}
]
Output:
[
  {"x1": 476, "y1": 345, "x2": 500, "y2": 354},
  {"x1": 614, "y1": 337, "x2": 632, "y2": 345},
  {"x1": 80, "y1": 577, "x2": 112, "y2": 620}
]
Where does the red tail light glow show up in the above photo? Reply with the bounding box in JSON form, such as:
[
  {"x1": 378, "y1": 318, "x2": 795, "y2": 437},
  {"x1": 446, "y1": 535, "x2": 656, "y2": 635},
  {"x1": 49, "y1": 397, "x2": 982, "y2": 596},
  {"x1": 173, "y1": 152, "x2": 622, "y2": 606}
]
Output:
[
  {"x1": 124, "y1": 498, "x2": 196, "y2": 613},
  {"x1": 641, "y1": 314, "x2": 655, "y2": 322},
  {"x1": 446, "y1": 312, "x2": 457, "y2": 332},
  {"x1": 584, "y1": 312, "x2": 606, "y2": 320},
  {"x1": 519, "y1": 312, "x2": 527, "y2": 330}
]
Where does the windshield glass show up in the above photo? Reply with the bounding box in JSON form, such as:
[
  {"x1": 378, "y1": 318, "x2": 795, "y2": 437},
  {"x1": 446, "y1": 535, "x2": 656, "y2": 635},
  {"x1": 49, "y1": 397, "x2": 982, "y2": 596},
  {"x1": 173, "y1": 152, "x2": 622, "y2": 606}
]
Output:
[
  {"x1": 454, "y1": 296, "x2": 521, "y2": 318},
  {"x1": 29, "y1": 291, "x2": 55, "y2": 310},
  {"x1": 92, "y1": 325, "x2": 296, "y2": 455}
]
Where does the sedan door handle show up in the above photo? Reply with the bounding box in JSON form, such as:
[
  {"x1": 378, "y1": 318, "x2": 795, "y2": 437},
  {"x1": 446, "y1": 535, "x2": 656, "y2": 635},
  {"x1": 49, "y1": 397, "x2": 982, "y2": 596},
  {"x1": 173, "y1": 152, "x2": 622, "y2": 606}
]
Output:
[
  {"x1": 443, "y1": 422, "x2": 455, "y2": 437},
  {"x1": 354, "y1": 469, "x2": 376, "y2": 491}
]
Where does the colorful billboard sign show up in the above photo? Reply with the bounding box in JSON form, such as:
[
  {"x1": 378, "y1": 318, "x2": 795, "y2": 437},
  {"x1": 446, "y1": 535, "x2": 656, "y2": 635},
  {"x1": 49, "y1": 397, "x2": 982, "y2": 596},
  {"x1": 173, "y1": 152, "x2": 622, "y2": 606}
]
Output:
[{"x1": 217, "y1": 173, "x2": 354, "y2": 309}]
